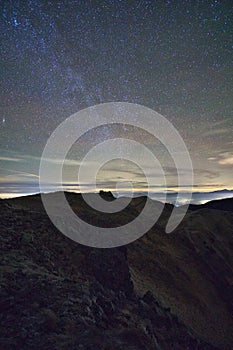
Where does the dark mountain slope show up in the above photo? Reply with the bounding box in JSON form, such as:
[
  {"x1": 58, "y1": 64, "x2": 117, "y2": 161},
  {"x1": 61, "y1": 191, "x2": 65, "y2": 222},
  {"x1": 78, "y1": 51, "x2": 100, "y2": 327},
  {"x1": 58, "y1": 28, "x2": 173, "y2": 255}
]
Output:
[
  {"x1": 1, "y1": 193, "x2": 233, "y2": 349},
  {"x1": 128, "y1": 207, "x2": 233, "y2": 348}
]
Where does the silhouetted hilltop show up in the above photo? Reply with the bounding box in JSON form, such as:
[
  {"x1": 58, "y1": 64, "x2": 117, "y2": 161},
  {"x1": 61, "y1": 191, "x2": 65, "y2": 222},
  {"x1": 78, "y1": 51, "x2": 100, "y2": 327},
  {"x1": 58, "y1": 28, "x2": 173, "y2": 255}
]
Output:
[{"x1": 188, "y1": 197, "x2": 233, "y2": 212}]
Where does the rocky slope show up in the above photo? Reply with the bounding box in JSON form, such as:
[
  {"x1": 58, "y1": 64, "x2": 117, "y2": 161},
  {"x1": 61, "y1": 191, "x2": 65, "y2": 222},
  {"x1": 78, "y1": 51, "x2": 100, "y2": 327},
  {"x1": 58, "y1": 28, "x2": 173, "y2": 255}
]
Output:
[{"x1": 0, "y1": 193, "x2": 233, "y2": 349}]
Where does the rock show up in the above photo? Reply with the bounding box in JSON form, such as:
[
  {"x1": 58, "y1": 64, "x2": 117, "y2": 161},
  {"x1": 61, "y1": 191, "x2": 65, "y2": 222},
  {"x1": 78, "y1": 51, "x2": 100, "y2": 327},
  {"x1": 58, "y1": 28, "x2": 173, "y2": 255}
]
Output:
[
  {"x1": 87, "y1": 247, "x2": 134, "y2": 297},
  {"x1": 40, "y1": 309, "x2": 58, "y2": 332}
]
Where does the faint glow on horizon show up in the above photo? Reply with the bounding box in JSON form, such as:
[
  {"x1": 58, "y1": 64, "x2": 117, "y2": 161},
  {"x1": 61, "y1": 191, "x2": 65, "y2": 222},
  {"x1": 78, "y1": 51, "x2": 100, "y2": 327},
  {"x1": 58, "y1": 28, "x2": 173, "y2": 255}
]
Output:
[{"x1": 1, "y1": 184, "x2": 233, "y2": 208}]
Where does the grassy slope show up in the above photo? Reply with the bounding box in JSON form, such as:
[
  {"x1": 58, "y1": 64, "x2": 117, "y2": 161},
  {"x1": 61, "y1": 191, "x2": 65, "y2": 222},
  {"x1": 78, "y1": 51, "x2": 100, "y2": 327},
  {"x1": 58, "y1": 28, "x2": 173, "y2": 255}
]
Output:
[{"x1": 128, "y1": 207, "x2": 233, "y2": 348}]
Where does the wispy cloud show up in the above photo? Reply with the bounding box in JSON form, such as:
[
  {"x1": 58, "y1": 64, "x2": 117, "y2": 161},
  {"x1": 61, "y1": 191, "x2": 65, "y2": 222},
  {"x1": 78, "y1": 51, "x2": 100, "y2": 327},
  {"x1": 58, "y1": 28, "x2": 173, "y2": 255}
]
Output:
[
  {"x1": 196, "y1": 169, "x2": 219, "y2": 179},
  {"x1": 202, "y1": 128, "x2": 229, "y2": 137},
  {"x1": 0, "y1": 149, "x2": 92, "y2": 168},
  {"x1": 0, "y1": 156, "x2": 22, "y2": 162},
  {"x1": 218, "y1": 152, "x2": 233, "y2": 165},
  {"x1": 0, "y1": 171, "x2": 39, "y2": 183}
]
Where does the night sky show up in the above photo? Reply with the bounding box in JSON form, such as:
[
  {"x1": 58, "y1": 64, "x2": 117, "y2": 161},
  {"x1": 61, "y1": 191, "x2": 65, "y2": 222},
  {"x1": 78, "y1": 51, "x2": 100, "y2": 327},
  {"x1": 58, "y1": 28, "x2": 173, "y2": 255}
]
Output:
[{"x1": 0, "y1": 0, "x2": 233, "y2": 200}]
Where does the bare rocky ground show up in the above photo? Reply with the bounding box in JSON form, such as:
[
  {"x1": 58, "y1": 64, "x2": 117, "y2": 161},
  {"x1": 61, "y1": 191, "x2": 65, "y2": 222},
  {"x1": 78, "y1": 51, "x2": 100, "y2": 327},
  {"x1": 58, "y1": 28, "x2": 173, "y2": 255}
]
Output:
[{"x1": 0, "y1": 193, "x2": 233, "y2": 349}]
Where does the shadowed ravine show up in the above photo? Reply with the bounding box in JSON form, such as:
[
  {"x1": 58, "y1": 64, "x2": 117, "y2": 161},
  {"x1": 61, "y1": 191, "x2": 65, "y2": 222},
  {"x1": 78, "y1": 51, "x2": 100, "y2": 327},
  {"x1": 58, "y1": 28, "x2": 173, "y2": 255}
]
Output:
[{"x1": 0, "y1": 192, "x2": 233, "y2": 349}]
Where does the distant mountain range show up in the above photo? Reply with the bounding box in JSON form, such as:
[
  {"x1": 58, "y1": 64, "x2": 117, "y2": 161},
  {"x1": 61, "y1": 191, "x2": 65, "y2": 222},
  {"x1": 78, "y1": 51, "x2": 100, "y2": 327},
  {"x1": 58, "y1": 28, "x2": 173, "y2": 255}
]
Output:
[
  {"x1": 1, "y1": 183, "x2": 233, "y2": 205},
  {"x1": 115, "y1": 189, "x2": 233, "y2": 206},
  {"x1": 188, "y1": 197, "x2": 233, "y2": 212}
]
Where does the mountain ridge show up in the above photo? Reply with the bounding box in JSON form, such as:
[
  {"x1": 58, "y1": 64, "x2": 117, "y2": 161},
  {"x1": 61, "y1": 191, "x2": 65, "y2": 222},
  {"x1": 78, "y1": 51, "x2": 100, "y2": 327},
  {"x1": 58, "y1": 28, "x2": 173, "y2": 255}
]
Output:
[{"x1": 0, "y1": 192, "x2": 233, "y2": 349}]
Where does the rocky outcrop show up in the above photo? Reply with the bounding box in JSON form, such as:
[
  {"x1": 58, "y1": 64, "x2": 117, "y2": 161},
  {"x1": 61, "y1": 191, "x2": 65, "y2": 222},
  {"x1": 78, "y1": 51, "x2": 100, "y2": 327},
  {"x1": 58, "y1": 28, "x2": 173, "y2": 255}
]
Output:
[{"x1": 87, "y1": 247, "x2": 134, "y2": 297}]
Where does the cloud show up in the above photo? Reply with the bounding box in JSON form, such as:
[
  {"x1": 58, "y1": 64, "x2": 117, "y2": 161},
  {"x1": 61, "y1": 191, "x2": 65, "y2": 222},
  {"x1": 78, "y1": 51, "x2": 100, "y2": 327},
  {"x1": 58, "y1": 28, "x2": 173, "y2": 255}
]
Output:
[
  {"x1": 196, "y1": 169, "x2": 219, "y2": 179},
  {"x1": 202, "y1": 128, "x2": 229, "y2": 137},
  {"x1": 0, "y1": 150, "x2": 94, "y2": 168},
  {"x1": 0, "y1": 172, "x2": 39, "y2": 183},
  {"x1": 0, "y1": 156, "x2": 22, "y2": 162},
  {"x1": 218, "y1": 153, "x2": 233, "y2": 165}
]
